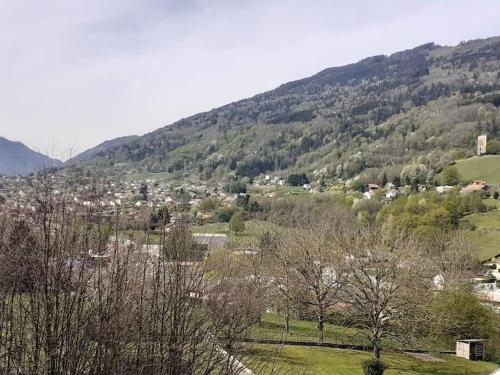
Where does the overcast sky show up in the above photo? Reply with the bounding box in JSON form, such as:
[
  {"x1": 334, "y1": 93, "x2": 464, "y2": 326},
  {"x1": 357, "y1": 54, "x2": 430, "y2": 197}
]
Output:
[{"x1": 1, "y1": 0, "x2": 500, "y2": 160}]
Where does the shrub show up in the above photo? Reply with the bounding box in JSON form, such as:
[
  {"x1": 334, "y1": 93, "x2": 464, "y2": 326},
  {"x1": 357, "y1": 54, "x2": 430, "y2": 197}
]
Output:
[
  {"x1": 439, "y1": 166, "x2": 460, "y2": 186},
  {"x1": 217, "y1": 206, "x2": 238, "y2": 222},
  {"x1": 486, "y1": 139, "x2": 500, "y2": 155},
  {"x1": 226, "y1": 181, "x2": 247, "y2": 194},
  {"x1": 199, "y1": 198, "x2": 220, "y2": 212},
  {"x1": 426, "y1": 286, "x2": 498, "y2": 348},
  {"x1": 351, "y1": 180, "x2": 365, "y2": 193},
  {"x1": 287, "y1": 173, "x2": 309, "y2": 186},
  {"x1": 459, "y1": 220, "x2": 476, "y2": 231},
  {"x1": 362, "y1": 358, "x2": 388, "y2": 375},
  {"x1": 229, "y1": 211, "x2": 245, "y2": 234}
]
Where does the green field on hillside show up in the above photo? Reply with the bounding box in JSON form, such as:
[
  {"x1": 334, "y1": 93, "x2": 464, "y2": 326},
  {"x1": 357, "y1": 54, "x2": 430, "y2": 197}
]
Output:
[
  {"x1": 465, "y1": 210, "x2": 500, "y2": 229},
  {"x1": 465, "y1": 230, "x2": 500, "y2": 261},
  {"x1": 454, "y1": 155, "x2": 500, "y2": 184},
  {"x1": 245, "y1": 345, "x2": 499, "y2": 375},
  {"x1": 462, "y1": 210, "x2": 500, "y2": 260}
]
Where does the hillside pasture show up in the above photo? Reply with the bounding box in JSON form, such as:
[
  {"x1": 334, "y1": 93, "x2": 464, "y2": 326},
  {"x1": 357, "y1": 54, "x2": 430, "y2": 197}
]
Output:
[
  {"x1": 462, "y1": 210, "x2": 500, "y2": 260},
  {"x1": 454, "y1": 155, "x2": 500, "y2": 184}
]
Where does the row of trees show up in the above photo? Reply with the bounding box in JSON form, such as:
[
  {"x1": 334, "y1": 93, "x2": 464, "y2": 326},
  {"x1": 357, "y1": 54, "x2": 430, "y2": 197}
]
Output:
[{"x1": 249, "y1": 203, "x2": 497, "y2": 372}]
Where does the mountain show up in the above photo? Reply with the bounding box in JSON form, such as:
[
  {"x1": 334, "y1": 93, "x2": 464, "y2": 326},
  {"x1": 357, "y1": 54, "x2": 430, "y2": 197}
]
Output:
[
  {"x1": 81, "y1": 37, "x2": 500, "y2": 184},
  {"x1": 0, "y1": 137, "x2": 63, "y2": 176},
  {"x1": 67, "y1": 135, "x2": 140, "y2": 164}
]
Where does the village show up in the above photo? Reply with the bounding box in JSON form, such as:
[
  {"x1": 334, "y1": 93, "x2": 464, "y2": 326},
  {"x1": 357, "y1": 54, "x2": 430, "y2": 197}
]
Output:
[
  {"x1": 0, "y1": 136, "x2": 499, "y2": 375},
  {"x1": 1, "y1": 137, "x2": 499, "y2": 313}
]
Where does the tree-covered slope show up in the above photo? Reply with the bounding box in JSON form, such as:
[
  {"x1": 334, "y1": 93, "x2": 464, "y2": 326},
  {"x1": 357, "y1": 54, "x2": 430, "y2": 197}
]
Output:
[
  {"x1": 67, "y1": 135, "x2": 140, "y2": 164},
  {"x1": 82, "y1": 37, "x2": 500, "y2": 183}
]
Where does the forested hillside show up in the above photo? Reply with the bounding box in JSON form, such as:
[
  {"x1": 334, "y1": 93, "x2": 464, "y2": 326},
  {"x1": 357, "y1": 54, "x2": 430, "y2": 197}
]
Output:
[
  {"x1": 82, "y1": 37, "x2": 500, "y2": 183},
  {"x1": 67, "y1": 135, "x2": 140, "y2": 163}
]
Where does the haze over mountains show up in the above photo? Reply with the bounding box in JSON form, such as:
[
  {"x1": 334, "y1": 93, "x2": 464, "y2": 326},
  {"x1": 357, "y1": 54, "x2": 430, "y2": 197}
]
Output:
[{"x1": 0, "y1": 137, "x2": 63, "y2": 176}]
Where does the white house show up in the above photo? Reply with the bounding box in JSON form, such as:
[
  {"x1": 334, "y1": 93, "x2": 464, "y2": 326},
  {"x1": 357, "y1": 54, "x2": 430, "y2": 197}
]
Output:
[
  {"x1": 436, "y1": 185, "x2": 454, "y2": 194},
  {"x1": 363, "y1": 190, "x2": 376, "y2": 199},
  {"x1": 385, "y1": 190, "x2": 397, "y2": 200}
]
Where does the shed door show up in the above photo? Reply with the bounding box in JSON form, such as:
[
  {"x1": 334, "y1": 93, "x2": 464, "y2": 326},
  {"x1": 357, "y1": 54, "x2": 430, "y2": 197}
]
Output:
[{"x1": 470, "y1": 343, "x2": 476, "y2": 360}]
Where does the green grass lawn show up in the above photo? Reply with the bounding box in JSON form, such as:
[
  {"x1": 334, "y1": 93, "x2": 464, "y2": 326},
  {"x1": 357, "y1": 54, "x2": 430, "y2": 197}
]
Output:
[
  {"x1": 192, "y1": 220, "x2": 275, "y2": 247},
  {"x1": 249, "y1": 314, "x2": 371, "y2": 347},
  {"x1": 249, "y1": 185, "x2": 310, "y2": 197},
  {"x1": 462, "y1": 210, "x2": 500, "y2": 260},
  {"x1": 454, "y1": 155, "x2": 500, "y2": 184},
  {"x1": 191, "y1": 222, "x2": 230, "y2": 234},
  {"x1": 483, "y1": 198, "x2": 500, "y2": 209},
  {"x1": 465, "y1": 230, "x2": 500, "y2": 261},
  {"x1": 245, "y1": 345, "x2": 499, "y2": 375},
  {"x1": 465, "y1": 210, "x2": 500, "y2": 230}
]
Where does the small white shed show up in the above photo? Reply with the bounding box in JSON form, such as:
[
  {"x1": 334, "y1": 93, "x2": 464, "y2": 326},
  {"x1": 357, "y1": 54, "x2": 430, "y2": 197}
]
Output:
[{"x1": 456, "y1": 339, "x2": 486, "y2": 360}]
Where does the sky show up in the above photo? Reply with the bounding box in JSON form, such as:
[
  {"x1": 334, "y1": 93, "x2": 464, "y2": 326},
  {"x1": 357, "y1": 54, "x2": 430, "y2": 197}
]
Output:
[{"x1": 1, "y1": 0, "x2": 500, "y2": 160}]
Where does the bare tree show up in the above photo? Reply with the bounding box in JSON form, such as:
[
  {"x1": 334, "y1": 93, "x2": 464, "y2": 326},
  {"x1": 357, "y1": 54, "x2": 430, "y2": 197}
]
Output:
[
  {"x1": 269, "y1": 205, "x2": 355, "y2": 343},
  {"x1": 0, "y1": 173, "x2": 275, "y2": 375},
  {"x1": 418, "y1": 230, "x2": 478, "y2": 287},
  {"x1": 340, "y1": 226, "x2": 430, "y2": 360}
]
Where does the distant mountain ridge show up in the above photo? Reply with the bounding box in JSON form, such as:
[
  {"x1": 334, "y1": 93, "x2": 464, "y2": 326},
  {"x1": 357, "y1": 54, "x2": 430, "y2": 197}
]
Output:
[
  {"x1": 0, "y1": 137, "x2": 63, "y2": 176},
  {"x1": 78, "y1": 37, "x2": 500, "y2": 183},
  {"x1": 67, "y1": 135, "x2": 140, "y2": 164}
]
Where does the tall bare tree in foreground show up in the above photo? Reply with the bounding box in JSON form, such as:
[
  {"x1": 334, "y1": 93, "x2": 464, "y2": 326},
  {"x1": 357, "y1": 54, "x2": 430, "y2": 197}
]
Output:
[
  {"x1": 0, "y1": 174, "x2": 273, "y2": 375},
  {"x1": 269, "y1": 204, "x2": 356, "y2": 343},
  {"x1": 340, "y1": 226, "x2": 430, "y2": 361}
]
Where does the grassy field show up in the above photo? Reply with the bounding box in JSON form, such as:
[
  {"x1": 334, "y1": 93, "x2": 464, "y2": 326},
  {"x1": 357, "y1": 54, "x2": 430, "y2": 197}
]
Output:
[
  {"x1": 465, "y1": 210, "x2": 500, "y2": 230},
  {"x1": 462, "y1": 210, "x2": 500, "y2": 260},
  {"x1": 249, "y1": 313, "x2": 369, "y2": 346},
  {"x1": 249, "y1": 185, "x2": 310, "y2": 198},
  {"x1": 191, "y1": 220, "x2": 272, "y2": 247},
  {"x1": 483, "y1": 198, "x2": 500, "y2": 209},
  {"x1": 245, "y1": 345, "x2": 499, "y2": 375},
  {"x1": 465, "y1": 230, "x2": 500, "y2": 261},
  {"x1": 454, "y1": 155, "x2": 500, "y2": 184}
]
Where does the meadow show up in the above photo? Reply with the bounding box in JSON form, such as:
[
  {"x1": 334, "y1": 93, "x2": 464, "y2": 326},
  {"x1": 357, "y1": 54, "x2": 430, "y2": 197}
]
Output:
[{"x1": 454, "y1": 155, "x2": 500, "y2": 184}]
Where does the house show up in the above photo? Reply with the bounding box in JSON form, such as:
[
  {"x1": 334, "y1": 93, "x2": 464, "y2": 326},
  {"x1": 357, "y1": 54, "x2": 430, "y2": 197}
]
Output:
[
  {"x1": 460, "y1": 181, "x2": 488, "y2": 194},
  {"x1": 363, "y1": 183, "x2": 380, "y2": 199},
  {"x1": 385, "y1": 190, "x2": 397, "y2": 200},
  {"x1": 363, "y1": 190, "x2": 376, "y2": 199},
  {"x1": 456, "y1": 339, "x2": 486, "y2": 361},
  {"x1": 436, "y1": 185, "x2": 454, "y2": 194},
  {"x1": 474, "y1": 271, "x2": 500, "y2": 304},
  {"x1": 484, "y1": 258, "x2": 500, "y2": 280}
]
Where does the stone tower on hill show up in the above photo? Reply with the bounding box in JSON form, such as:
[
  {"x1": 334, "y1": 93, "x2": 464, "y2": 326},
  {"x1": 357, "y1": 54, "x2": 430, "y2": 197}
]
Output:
[{"x1": 477, "y1": 135, "x2": 487, "y2": 156}]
